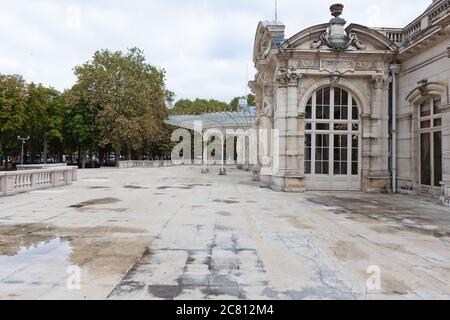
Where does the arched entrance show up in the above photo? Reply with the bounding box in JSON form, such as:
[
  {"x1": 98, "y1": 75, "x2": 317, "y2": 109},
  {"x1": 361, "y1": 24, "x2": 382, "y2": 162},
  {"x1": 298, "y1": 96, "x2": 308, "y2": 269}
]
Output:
[{"x1": 304, "y1": 86, "x2": 361, "y2": 191}]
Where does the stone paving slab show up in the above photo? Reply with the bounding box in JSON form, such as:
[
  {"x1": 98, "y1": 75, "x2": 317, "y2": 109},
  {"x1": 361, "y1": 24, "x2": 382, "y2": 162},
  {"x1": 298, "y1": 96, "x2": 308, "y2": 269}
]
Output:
[{"x1": 0, "y1": 166, "x2": 449, "y2": 300}]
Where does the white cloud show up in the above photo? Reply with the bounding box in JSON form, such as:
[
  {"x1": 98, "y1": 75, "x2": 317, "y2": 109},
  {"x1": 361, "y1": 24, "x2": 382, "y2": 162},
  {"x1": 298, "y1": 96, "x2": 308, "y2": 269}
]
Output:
[{"x1": 0, "y1": 0, "x2": 430, "y2": 102}]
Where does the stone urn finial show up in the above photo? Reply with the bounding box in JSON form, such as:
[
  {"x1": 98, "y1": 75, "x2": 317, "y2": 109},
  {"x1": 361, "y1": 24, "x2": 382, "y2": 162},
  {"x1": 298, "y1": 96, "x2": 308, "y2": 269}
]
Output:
[{"x1": 330, "y1": 4, "x2": 344, "y2": 18}]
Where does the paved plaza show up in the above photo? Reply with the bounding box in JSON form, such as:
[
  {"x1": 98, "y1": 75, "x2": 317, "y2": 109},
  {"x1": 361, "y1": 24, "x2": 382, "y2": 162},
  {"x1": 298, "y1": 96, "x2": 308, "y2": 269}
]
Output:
[{"x1": 0, "y1": 166, "x2": 449, "y2": 300}]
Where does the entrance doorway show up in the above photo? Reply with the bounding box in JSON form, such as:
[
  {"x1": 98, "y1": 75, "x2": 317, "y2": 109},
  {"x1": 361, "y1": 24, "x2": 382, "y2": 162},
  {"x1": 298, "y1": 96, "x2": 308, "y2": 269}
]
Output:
[{"x1": 305, "y1": 87, "x2": 361, "y2": 191}]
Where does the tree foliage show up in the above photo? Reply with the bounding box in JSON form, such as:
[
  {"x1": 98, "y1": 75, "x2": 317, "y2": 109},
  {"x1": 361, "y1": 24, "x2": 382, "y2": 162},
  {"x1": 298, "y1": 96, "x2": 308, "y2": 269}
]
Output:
[
  {"x1": 65, "y1": 48, "x2": 173, "y2": 161},
  {"x1": 229, "y1": 93, "x2": 255, "y2": 110},
  {"x1": 0, "y1": 74, "x2": 27, "y2": 166},
  {"x1": 170, "y1": 98, "x2": 231, "y2": 115},
  {"x1": 170, "y1": 94, "x2": 256, "y2": 116}
]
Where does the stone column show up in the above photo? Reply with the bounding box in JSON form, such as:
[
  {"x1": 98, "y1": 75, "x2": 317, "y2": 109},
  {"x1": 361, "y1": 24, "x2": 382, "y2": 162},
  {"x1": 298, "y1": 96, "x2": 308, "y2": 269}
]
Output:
[
  {"x1": 363, "y1": 74, "x2": 391, "y2": 192},
  {"x1": 259, "y1": 84, "x2": 274, "y2": 188},
  {"x1": 236, "y1": 135, "x2": 245, "y2": 170},
  {"x1": 243, "y1": 135, "x2": 250, "y2": 171}
]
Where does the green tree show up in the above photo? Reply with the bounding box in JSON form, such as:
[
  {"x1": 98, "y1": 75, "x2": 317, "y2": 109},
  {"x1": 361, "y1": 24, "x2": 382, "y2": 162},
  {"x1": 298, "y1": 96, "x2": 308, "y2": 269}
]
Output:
[
  {"x1": 24, "y1": 84, "x2": 66, "y2": 164},
  {"x1": 66, "y1": 47, "x2": 172, "y2": 162},
  {"x1": 0, "y1": 74, "x2": 27, "y2": 168},
  {"x1": 229, "y1": 93, "x2": 255, "y2": 110},
  {"x1": 171, "y1": 98, "x2": 230, "y2": 115}
]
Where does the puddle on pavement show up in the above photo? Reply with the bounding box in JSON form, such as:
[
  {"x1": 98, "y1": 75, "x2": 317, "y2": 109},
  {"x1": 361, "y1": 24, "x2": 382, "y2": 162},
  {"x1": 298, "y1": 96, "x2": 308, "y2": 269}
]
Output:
[
  {"x1": 0, "y1": 223, "x2": 150, "y2": 288},
  {"x1": 87, "y1": 186, "x2": 111, "y2": 190},
  {"x1": 70, "y1": 198, "x2": 121, "y2": 208}
]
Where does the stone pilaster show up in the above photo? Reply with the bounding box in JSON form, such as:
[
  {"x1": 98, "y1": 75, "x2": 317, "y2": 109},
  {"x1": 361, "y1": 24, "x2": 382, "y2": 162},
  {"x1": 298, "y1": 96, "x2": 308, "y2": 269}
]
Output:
[
  {"x1": 363, "y1": 74, "x2": 391, "y2": 192},
  {"x1": 252, "y1": 85, "x2": 263, "y2": 181},
  {"x1": 271, "y1": 67, "x2": 305, "y2": 192}
]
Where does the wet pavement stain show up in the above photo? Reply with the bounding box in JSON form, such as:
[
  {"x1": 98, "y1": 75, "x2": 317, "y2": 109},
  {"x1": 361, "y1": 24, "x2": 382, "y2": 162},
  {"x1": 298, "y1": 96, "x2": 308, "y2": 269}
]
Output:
[
  {"x1": 148, "y1": 285, "x2": 182, "y2": 299},
  {"x1": 158, "y1": 186, "x2": 193, "y2": 190},
  {"x1": 217, "y1": 211, "x2": 232, "y2": 217},
  {"x1": 331, "y1": 241, "x2": 369, "y2": 261},
  {"x1": 87, "y1": 186, "x2": 111, "y2": 190},
  {"x1": 307, "y1": 194, "x2": 450, "y2": 238},
  {"x1": 69, "y1": 198, "x2": 121, "y2": 208},
  {"x1": 77, "y1": 207, "x2": 129, "y2": 213},
  {"x1": 124, "y1": 185, "x2": 147, "y2": 190},
  {"x1": 212, "y1": 199, "x2": 240, "y2": 204},
  {"x1": 157, "y1": 184, "x2": 212, "y2": 190}
]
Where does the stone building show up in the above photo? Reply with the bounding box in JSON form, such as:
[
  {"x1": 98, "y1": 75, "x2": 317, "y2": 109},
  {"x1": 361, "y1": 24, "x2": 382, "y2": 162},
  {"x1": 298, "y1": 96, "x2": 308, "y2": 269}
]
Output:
[{"x1": 249, "y1": 1, "x2": 450, "y2": 204}]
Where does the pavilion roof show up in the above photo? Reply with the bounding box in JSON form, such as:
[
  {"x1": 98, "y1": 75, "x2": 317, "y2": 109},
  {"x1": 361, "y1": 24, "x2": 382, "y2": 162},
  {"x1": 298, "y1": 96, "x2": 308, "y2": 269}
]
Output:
[{"x1": 165, "y1": 109, "x2": 256, "y2": 130}]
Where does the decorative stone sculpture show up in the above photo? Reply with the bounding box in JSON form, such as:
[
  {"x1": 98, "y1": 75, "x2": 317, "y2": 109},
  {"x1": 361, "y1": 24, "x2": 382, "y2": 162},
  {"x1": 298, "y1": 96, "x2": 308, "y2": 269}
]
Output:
[
  {"x1": 312, "y1": 4, "x2": 366, "y2": 51},
  {"x1": 262, "y1": 101, "x2": 274, "y2": 118},
  {"x1": 417, "y1": 79, "x2": 429, "y2": 94},
  {"x1": 347, "y1": 32, "x2": 366, "y2": 50},
  {"x1": 276, "y1": 67, "x2": 302, "y2": 86},
  {"x1": 312, "y1": 32, "x2": 330, "y2": 49}
]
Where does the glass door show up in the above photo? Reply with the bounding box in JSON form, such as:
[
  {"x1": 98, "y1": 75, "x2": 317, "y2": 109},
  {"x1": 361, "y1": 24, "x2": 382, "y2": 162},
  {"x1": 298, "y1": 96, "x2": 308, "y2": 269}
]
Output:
[{"x1": 419, "y1": 98, "x2": 442, "y2": 196}]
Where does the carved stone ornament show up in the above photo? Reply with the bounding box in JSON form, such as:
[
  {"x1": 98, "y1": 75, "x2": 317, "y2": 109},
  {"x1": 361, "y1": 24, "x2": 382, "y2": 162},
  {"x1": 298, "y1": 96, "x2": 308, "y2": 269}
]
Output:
[
  {"x1": 262, "y1": 101, "x2": 274, "y2": 118},
  {"x1": 320, "y1": 59, "x2": 354, "y2": 74},
  {"x1": 417, "y1": 79, "x2": 429, "y2": 95},
  {"x1": 312, "y1": 4, "x2": 366, "y2": 51},
  {"x1": 372, "y1": 74, "x2": 386, "y2": 89},
  {"x1": 330, "y1": 74, "x2": 341, "y2": 86},
  {"x1": 276, "y1": 67, "x2": 302, "y2": 86},
  {"x1": 347, "y1": 32, "x2": 366, "y2": 50}
]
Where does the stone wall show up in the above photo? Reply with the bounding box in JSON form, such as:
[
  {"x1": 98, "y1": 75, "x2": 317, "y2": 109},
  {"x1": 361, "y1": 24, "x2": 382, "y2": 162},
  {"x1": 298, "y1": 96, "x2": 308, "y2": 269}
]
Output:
[{"x1": 396, "y1": 40, "x2": 450, "y2": 196}]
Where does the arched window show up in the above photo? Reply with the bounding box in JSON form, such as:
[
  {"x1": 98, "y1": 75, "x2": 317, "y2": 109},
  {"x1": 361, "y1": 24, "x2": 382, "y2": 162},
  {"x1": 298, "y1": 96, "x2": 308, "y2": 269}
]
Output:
[
  {"x1": 304, "y1": 86, "x2": 361, "y2": 191},
  {"x1": 419, "y1": 97, "x2": 442, "y2": 195}
]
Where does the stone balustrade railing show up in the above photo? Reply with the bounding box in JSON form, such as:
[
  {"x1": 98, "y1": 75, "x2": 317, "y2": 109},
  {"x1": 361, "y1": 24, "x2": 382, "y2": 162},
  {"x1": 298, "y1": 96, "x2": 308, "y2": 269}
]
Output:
[
  {"x1": 441, "y1": 182, "x2": 450, "y2": 207},
  {"x1": 118, "y1": 160, "x2": 175, "y2": 169},
  {"x1": 0, "y1": 166, "x2": 78, "y2": 197},
  {"x1": 16, "y1": 164, "x2": 69, "y2": 171},
  {"x1": 404, "y1": 20, "x2": 423, "y2": 42},
  {"x1": 428, "y1": 0, "x2": 450, "y2": 22}
]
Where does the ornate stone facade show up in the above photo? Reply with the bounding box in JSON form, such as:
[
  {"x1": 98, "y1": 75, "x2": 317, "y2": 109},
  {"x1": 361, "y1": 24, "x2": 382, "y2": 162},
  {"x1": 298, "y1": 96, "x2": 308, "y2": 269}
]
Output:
[{"x1": 251, "y1": 2, "x2": 450, "y2": 203}]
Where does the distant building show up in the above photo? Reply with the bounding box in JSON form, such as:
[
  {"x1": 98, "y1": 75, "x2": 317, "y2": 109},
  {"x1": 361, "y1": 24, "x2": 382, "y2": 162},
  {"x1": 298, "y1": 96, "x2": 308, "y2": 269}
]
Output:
[{"x1": 250, "y1": 2, "x2": 450, "y2": 204}]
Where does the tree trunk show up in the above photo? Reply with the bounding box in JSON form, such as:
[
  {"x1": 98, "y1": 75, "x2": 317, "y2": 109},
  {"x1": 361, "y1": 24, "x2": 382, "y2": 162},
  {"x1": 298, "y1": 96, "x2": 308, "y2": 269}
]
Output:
[
  {"x1": 89, "y1": 152, "x2": 94, "y2": 168},
  {"x1": 43, "y1": 134, "x2": 47, "y2": 164},
  {"x1": 99, "y1": 151, "x2": 105, "y2": 167},
  {"x1": 81, "y1": 153, "x2": 86, "y2": 169},
  {"x1": 77, "y1": 143, "x2": 81, "y2": 167},
  {"x1": 127, "y1": 145, "x2": 132, "y2": 161}
]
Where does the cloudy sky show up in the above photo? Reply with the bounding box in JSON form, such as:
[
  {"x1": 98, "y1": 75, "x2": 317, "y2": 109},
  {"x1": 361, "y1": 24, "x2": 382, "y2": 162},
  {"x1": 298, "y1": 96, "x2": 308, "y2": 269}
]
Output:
[{"x1": 0, "y1": 0, "x2": 430, "y2": 102}]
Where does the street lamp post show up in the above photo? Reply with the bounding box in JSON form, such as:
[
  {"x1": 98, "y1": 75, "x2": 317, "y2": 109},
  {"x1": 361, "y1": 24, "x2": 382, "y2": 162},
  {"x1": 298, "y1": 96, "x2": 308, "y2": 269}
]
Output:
[{"x1": 17, "y1": 136, "x2": 30, "y2": 165}]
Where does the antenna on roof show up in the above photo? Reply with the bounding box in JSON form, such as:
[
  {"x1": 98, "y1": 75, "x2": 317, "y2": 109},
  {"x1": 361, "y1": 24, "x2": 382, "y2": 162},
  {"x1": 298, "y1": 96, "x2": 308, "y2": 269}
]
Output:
[{"x1": 274, "y1": 0, "x2": 278, "y2": 21}]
